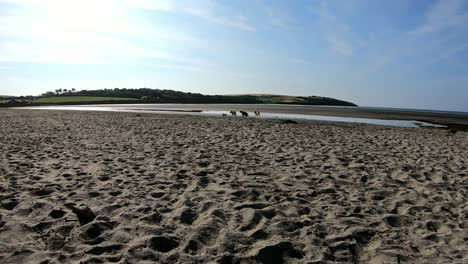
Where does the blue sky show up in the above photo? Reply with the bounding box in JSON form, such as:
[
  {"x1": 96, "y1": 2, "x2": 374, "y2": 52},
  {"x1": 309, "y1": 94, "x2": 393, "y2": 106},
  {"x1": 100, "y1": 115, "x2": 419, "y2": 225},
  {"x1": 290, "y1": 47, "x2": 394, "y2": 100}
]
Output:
[{"x1": 0, "y1": 0, "x2": 468, "y2": 111}]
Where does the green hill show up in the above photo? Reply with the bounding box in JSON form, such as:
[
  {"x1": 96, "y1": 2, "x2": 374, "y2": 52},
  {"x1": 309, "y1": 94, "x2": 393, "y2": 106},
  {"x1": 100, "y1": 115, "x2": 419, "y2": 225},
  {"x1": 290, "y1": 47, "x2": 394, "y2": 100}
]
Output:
[
  {"x1": 37, "y1": 96, "x2": 138, "y2": 103},
  {"x1": 1, "y1": 88, "x2": 357, "y2": 107}
]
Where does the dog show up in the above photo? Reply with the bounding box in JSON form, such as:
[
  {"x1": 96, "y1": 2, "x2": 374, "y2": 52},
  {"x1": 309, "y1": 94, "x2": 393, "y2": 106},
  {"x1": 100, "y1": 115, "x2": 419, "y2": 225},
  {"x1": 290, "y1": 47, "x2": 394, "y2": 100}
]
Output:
[
  {"x1": 240, "y1": 111, "x2": 249, "y2": 117},
  {"x1": 230, "y1": 111, "x2": 237, "y2": 116}
]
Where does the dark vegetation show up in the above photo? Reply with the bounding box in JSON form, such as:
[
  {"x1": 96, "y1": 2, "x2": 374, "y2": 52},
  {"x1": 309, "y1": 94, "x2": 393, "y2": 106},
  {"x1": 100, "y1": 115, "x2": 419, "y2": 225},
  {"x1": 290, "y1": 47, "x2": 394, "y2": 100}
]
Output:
[
  {"x1": 444, "y1": 124, "x2": 468, "y2": 133},
  {"x1": 0, "y1": 88, "x2": 357, "y2": 107},
  {"x1": 0, "y1": 95, "x2": 36, "y2": 106}
]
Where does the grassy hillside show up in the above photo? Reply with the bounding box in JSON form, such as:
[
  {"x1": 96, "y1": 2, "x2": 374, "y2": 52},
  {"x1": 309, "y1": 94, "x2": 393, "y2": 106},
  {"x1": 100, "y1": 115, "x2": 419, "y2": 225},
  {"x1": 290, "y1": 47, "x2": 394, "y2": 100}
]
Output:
[
  {"x1": 256, "y1": 95, "x2": 357, "y2": 106},
  {"x1": 257, "y1": 96, "x2": 304, "y2": 104},
  {"x1": 37, "y1": 96, "x2": 138, "y2": 103},
  {"x1": 1, "y1": 88, "x2": 357, "y2": 107},
  {"x1": 57, "y1": 88, "x2": 356, "y2": 106}
]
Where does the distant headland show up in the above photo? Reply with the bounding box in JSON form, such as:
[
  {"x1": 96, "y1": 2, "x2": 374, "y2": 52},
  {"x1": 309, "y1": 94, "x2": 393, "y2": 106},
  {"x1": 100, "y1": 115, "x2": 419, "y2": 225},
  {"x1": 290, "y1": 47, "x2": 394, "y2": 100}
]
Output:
[{"x1": 0, "y1": 88, "x2": 357, "y2": 107}]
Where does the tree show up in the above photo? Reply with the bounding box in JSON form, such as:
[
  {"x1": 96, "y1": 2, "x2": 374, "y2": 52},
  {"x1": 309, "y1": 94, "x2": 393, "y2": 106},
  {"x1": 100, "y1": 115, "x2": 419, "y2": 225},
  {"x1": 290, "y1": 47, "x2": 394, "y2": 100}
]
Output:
[{"x1": 42, "y1": 91, "x2": 55, "y2": 97}]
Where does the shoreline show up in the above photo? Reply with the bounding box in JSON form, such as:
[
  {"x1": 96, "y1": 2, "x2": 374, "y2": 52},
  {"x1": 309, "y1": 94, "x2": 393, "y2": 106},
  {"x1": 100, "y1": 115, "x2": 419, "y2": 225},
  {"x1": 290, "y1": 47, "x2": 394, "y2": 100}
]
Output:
[
  {"x1": 13, "y1": 103, "x2": 468, "y2": 129},
  {"x1": 0, "y1": 109, "x2": 467, "y2": 263}
]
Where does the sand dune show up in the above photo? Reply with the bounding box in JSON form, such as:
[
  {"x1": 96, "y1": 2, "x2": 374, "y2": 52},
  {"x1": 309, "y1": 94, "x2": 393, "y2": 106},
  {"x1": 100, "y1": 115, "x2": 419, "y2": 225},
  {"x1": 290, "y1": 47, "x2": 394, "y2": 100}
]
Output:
[{"x1": 0, "y1": 110, "x2": 467, "y2": 263}]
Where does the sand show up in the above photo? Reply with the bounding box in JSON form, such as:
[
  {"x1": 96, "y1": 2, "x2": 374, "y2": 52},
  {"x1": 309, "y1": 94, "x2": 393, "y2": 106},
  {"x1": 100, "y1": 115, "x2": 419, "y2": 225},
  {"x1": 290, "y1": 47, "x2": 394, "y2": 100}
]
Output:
[
  {"x1": 0, "y1": 110, "x2": 467, "y2": 264},
  {"x1": 18, "y1": 104, "x2": 468, "y2": 127},
  {"x1": 96, "y1": 104, "x2": 468, "y2": 126}
]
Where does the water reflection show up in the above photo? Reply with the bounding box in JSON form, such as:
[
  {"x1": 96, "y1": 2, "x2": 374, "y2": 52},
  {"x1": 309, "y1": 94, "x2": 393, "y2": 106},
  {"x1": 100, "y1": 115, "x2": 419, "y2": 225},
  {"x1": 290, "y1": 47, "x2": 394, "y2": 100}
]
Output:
[{"x1": 17, "y1": 105, "x2": 446, "y2": 128}]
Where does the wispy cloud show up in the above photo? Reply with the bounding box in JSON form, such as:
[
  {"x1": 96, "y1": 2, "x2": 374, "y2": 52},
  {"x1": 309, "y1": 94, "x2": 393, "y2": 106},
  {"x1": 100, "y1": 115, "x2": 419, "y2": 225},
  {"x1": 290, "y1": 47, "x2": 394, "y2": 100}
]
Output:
[
  {"x1": 425, "y1": 42, "x2": 468, "y2": 66},
  {"x1": 124, "y1": 0, "x2": 177, "y2": 12},
  {"x1": 414, "y1": 0, "x2": 468, "y2": 34},
  {"x1": 0, "y1": 0, "x2": 203, "y2": 66},
  {"x1": 313, "y1": 2, "x2": 358, "y2": 57},
  {"x1": 292, "y1": 59, "x2": 316, "y2": 66},
  {"x1": 184, "y1": 7, "x2": 255, "y2": 31},
  {"x1": 265, "y1": 6, "x2": 289, "y2": 29},
  {"x1": 156, "y1": 63, "x2": 206, "y2": 72},
  {"x1": 327, "y1": 34, "x2": 353, "y2": 56},
  {"x1": 0, "y1": 34, "x2": 190, "y2": 65},
  {"x1": 186, "y1": 0, "x2": 255, "y2": 32},
  {"x1": 0, "y1": 41, "x2": 109, "y2": 65},
  {"x1": 128, "y1": 0, "x2": 256, "y2": 31},
  {"x1": 372, "y1": 0, "x2": 468, "y2": 72}
]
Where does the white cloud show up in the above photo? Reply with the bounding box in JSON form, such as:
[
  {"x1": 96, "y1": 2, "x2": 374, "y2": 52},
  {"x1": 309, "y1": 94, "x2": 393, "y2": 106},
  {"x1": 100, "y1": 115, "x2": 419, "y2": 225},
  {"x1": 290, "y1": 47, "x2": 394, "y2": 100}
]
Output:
[
  {"x1": 124, "y1": 0, "x2": 177, "y2": 11},
  {"x1": 128, "y1": 0, "x2": 256, "y2": 31},
  {"x1": 0, "y1": 34, "x2": 202, "y2": 66},
  {"x1": 184, "y1": 0, "x2": 256, "y2": 32},
  {"x1": 264, "y1": 6, "x2": 291, "y2": 29},
  {"x1": 156, "y1": 63, "x2": 205, "y2": 72},
  {"x1": 292, "y1": 59, "x2": 315, "y2": 66},
  {"x1": 185, "y1": 7, "x2": 255, "y2": 31},
  {"x1": 313, "y1": 2, "x2": 360, "y2": 57},
  {"x1": 367, "y1": 0, "x2": 468, "y2": 73},
  {"x1": 0, "y1": 0, "x2": 41, "y2": 5},
  {"x1": 0, "y1": 41, "x2": 109, "y2": 65},
  {"x1": 327, "y1": 35, "x2": 353, "y2": 56},
  {"x1": 0, "y1": 0, "x2": 204, "y2": 66},
  {"x1": 0, "y1": 0, "x2": 253, "y2": 70},
  {"x1": 425, "y1": 42, "x2": 468, "y2": 66},
  {"x1": 415, "y1": 0, "x2": 468, "y2": 34}
]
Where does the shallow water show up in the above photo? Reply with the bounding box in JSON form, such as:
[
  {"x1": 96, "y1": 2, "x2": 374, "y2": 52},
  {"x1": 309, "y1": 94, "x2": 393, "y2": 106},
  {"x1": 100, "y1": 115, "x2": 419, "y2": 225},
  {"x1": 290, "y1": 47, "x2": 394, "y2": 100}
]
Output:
[
  {"x1": 199, "y1": 110, "x2": 444, "y2": 128},
  {"x1": 17, "y1": 105, "x2": 447, "y2": 128}
]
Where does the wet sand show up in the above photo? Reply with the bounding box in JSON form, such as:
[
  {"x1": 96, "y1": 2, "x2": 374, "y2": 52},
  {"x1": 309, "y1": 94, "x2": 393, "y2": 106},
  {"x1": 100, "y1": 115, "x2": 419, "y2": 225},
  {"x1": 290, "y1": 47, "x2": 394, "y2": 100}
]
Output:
[
  {"x1": 96, "y1": 104, "x2": 468, "y2": 127},
  {"x1": 16, "y1": 104, "x2": 468, "y2": 127},
  {"x1": 0, "y1": 110, "x2": 467, "y2": 263}
]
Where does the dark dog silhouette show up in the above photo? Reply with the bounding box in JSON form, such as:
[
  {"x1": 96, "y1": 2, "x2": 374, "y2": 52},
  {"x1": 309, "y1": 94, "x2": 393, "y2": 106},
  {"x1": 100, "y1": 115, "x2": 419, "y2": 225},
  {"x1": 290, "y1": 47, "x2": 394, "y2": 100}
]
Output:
[{"x1": 240, "y1": 111, "x2": 249, "y2": 117}]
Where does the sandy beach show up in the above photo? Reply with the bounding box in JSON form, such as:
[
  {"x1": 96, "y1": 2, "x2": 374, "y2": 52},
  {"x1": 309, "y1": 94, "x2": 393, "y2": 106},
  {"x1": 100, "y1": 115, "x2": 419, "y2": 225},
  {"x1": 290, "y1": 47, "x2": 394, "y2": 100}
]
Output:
[
  {"x1": 19, "y1": 104, "x2": 468, "y2": 127},
  {"x1": 0, "y1": 109, "x2": 467, "y2": 263}
]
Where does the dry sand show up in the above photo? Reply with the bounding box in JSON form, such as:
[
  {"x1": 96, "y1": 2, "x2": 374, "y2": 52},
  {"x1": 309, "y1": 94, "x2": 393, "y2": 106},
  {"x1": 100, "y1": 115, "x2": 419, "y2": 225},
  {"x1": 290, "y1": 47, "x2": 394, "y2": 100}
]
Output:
[{"x1": 0, "y1": 110, "x2": 467, "y2": 264}]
